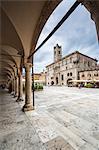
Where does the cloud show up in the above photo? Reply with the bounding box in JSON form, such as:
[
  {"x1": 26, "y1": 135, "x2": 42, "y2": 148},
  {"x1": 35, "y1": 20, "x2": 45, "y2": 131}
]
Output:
[{"x1": 34, "y1": 0, "x2": 99, "y2": 73}]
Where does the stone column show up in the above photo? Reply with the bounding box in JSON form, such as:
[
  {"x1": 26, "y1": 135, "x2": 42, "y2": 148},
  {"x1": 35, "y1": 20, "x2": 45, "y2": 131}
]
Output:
[
  {"x1": 13, "y1": 77, "x2": 16, "y2": 96},
  {"x1": 11, "y1": 78, "x2": 15, "y2": 95},
  {"x1": 8, "y1": 80, "x2": 11, "y2": 93},
  {"x1": 10, "y1": 80, "x2": 13, "y2": 94},
  {"x1": 11, "y1": 80, "x2": 13, "y2": 93},
  {"x1": 13, "y1": 77, "x2": 16, "y2": 97},
  {"x1": 23, "y1": 63, "x2": 33, "y2": 111},
  {"x1": 16, "y1": 69, "x2": 23, "y2": 102},
  {"x1": 14, "y1": 76, "x2": 18, "y2": 97}
]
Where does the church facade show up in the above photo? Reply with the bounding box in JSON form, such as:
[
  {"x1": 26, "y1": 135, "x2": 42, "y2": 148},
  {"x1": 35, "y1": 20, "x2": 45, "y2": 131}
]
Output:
[{"x1": 46, "y1": 44, "x2": 98, "y2": 86}]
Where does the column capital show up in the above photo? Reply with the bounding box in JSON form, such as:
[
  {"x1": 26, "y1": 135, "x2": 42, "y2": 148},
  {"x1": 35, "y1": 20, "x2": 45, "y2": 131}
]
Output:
[
  {"x1": 25, "y1": 63, "x2": 32, "y2": 70},
  {"x1": 17, "y1": 67, "x2": 22, "y2": 77},
  {"x1": 15, "y1": 76, "x2": 17, "y2": 80}
]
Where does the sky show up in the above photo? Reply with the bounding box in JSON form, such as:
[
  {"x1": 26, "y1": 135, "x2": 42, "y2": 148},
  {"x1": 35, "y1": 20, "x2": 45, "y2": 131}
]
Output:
[{"x1": 34, "y1": 0, "x2": 99, "y2": 73}]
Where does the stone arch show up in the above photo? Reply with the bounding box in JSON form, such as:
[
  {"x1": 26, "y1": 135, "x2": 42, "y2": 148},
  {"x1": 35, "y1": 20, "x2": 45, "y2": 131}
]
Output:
[
  {"x1": 1, "y1": 1, "x2": 62, "y2": 62},
  {"x1": 0, "y1": 61, "x2": 15, "y2": 77},
  {"x1": 67, "y1": 78, "x2": 72, "y2": 85},
  {"x1": 1, "y1": 46, "x2": 21, "y2": 69},
  {"x1": 78, "y1": 0, "x2": 99, "y2": 41},
  {"x1": 0, "y1": 7, "x2": 24, "y2": 56},
  {"x1": 29, "y1": 1, "x2": 62, "y2": 56},
  {"x1": 51, "y1": 81, "x2": 54, "y2": 85}
]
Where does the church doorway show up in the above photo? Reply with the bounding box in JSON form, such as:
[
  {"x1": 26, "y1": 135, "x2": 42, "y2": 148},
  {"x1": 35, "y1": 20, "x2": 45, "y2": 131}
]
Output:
[{"x1": 56, "y1": 77, "x2": 58, "y2": 85}]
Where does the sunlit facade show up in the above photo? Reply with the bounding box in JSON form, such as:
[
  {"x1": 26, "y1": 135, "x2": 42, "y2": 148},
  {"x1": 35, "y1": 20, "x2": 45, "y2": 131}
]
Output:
[{"x1": 46, "y1": 44, "x2": 98, "y2": 86}]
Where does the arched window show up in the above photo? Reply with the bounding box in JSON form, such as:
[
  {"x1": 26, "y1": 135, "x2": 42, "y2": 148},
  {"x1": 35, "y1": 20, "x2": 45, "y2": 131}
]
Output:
[
  {"x1": 94, "y1": 73, "x2": 98, "y2": 76},
  {"x1": 70, "y1": 57, "x2": 72, "y2": 63},
  {"x1": 70, "y1": 72, "x2": 72, "y2": 76},
  {"x1": 87, "y1": 74, "x2": 91, "y2": 77},
  {"x1": 82, "y1": 74, "x2": 85, "y2": 77}
]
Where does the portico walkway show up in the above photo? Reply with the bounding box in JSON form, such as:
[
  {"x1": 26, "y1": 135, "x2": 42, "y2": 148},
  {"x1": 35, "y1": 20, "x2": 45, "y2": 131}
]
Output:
[
  {"x1": 0, "y1": 87, "x2": 99, "y2": 150},
  {"x1": 0, "y1": 89, "x2": 45, "y2": 150}
]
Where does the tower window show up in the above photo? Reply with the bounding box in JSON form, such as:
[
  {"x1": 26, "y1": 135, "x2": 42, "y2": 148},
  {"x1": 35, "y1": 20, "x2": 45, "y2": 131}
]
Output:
[
  {"x1": 67, "y1": 73, "x2": 69, "y2": 76},
  {"x1": 70, "y1": 72, "x2": 72, "y2": 76},
  {"x1": 59, "y1": 51, "x2": 60, "y2": 54},
  {"x1": 88, "y1": 74, "x2": 91, "y2": 77},
  {"x1": 94, "y1": 73, "x2": 98, "y2": 76},
  {"x1": 82, "y1": 74, "x2": 85, "y2": 77}
]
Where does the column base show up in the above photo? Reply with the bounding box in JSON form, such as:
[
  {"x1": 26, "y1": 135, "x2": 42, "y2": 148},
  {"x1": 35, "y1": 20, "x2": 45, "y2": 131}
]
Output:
[
  {"x1": 16, "y1": 97, "x2": 24, "y2": 102},
  {"x1": 11, "y1": 92, "x2": 15, "y2": 95},
  {"x1": 13, "y1": 94, "x2": 18, "y2": 98},
  {"x1": 22, "y1": 104, "x2": 34, "y2": 112}
]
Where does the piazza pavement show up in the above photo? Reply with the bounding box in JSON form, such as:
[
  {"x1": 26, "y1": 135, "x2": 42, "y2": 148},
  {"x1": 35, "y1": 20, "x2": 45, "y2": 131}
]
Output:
[{"x1": 0, "y1": 86, "x2": 99, "y2": 150}]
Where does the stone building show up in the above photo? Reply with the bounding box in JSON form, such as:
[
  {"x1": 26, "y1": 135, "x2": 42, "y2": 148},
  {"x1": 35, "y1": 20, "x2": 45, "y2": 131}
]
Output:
[
  {"x1": 33, "y1": 72, "x2": 46, "y2": 85},
  {"x1": 46, "y1": 44, "x2": 98, "y2": 86},
  {"x1": 79, "y1": 67, "x2": 99, "y2": 81},
  {"x1": 23, "y1": 71, "x2": 46, "y2": 87}
]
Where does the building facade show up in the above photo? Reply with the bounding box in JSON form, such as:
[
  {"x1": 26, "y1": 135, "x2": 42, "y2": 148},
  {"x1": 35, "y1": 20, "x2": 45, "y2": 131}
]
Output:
[
  {"x1": 79, "y1": 68, "x2": 99, "y2": 81},
  {"x1": 46, "y1": 44, "x2": 98, "y2": 86},
  {"x1": 23, "y1": 71, "x2": 46, "y2": 87},
  {"x1": 33, "y1": 72, "x2": 46, "y2": 85}
]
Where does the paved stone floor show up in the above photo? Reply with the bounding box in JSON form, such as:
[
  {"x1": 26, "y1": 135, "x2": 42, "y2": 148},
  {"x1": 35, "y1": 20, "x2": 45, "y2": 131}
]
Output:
[{"x1": 0, "y1": 86, "x2": 99, "y2": 150}]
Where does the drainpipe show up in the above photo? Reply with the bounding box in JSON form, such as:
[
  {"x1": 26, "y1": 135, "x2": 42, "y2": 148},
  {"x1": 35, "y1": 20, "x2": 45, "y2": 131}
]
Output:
[{"x1": 32, "y1": 55, "x2": 34, "y2": 108}]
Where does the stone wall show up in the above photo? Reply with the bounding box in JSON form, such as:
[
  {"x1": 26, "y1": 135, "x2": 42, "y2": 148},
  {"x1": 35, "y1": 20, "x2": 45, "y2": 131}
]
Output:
[{"x1": 79, "y1": 70, "x2": 99, "y2": 80}]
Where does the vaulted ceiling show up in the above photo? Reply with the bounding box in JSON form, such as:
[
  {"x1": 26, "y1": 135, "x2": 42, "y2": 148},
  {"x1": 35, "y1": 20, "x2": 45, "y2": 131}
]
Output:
[{"x1": 0, "y1": 0, "x2": 61, "y2": 83}]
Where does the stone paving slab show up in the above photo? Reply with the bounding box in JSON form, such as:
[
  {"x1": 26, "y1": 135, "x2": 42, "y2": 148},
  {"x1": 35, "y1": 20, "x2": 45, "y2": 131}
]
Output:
[
  {"x1": 44, "y1": 136, "x2": 75, "y2": 150},
  {"x1": 0, "y1": 125, "x2": 45, "y2": 150}
]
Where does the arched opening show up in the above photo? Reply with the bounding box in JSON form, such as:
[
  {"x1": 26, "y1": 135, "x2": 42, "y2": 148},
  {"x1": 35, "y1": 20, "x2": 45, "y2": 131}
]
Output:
[
  {"x1": 56, "y1": 77, "x2": 58, "y2": 85},
  {"x1": 34, "y1": 0, "x2": 99, "y2": 94},
  {"x1": 51, "y1": 81, "x2": 54, "y2": 85},
  {"x1": 67, "y1": 78, "x2": 72, "y2": 86}
]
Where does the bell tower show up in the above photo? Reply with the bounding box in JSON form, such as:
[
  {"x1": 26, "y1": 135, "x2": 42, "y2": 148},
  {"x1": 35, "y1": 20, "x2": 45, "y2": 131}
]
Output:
[{"x1": 54, "y1": 44, "x2": 62, "y2": 62}]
